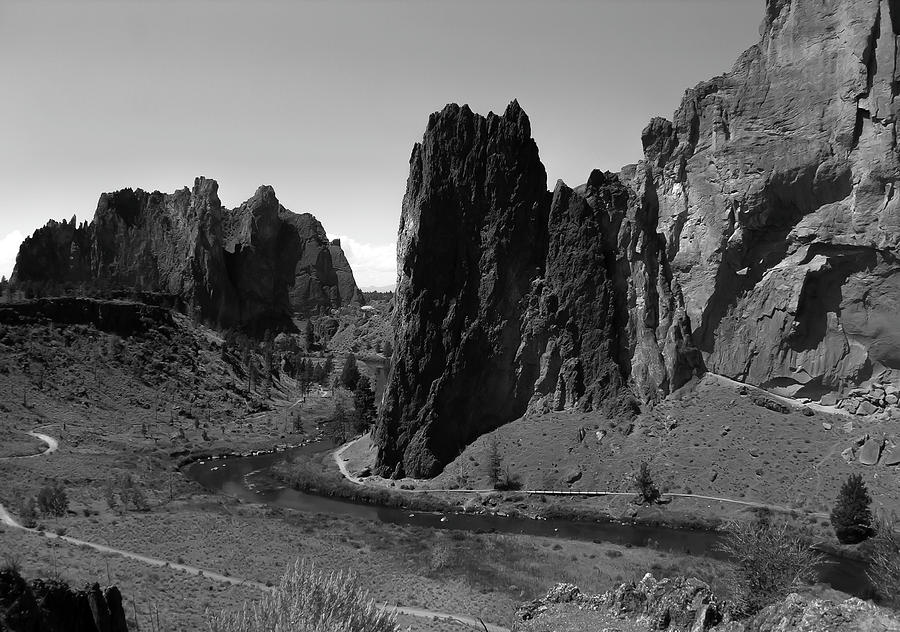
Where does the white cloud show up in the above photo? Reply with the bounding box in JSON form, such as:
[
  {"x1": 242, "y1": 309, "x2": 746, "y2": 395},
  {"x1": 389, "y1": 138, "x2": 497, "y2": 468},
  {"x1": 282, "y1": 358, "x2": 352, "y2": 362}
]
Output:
[
  {"x1": 0, "y1": 230, "x2": 24, "y2": 281},
  {"x1": 330, "y1": 235, "x2": 396, "y2": 290}
]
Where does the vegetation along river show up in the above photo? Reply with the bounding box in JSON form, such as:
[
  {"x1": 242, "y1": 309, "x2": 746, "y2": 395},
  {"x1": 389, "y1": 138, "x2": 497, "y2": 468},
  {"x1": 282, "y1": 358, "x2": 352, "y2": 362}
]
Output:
[{"x1": 183, "y1": 441, "x2": 874, "y2": 599}]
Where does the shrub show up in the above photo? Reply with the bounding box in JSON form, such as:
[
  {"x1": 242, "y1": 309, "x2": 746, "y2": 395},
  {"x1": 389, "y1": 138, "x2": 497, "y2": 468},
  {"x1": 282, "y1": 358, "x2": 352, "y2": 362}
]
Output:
[
  {"x1": 206, "y1": 559, "x2": 397, "y2": 632},
  {"x1": 867, "y1": 515, "x2": 900, "y2": 606},
  {"x1": 36, "y1": 482, "x2": 68, "y2": 517},
  {"x1": 718, "y1": 518, "x2": 823, "y2": 616},
  {"x1": 830, "y1": 473, "x2": 873, "y2": 544}
]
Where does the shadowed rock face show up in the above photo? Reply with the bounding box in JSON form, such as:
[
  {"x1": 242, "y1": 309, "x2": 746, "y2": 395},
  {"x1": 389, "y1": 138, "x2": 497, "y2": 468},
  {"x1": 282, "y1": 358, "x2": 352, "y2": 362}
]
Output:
[
  {"x1": 11, "y1": 178, "x2": 361, "y2": 331},
  {"x1": 375, "y1": 103, "x2": 702, "y2": 478},
  {"x1": 374, "y1": 102, "x2": 551, "y2": 478},
  {"x1": 377, "y1": 0, "x2": 900, "y2": 477},
  {"x1": 0, "y1": 569, "x2": 128, "y2": 632}
]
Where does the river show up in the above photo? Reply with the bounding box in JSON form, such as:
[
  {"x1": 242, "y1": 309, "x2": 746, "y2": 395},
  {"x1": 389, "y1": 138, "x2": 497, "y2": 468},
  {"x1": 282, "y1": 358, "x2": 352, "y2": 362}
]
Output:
[{"x1": 182, "y1": 441, "x2": 875, "y2": 599}]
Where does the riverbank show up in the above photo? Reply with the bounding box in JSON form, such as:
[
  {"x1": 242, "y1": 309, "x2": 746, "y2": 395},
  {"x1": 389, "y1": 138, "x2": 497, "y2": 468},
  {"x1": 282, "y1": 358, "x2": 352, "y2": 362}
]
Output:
[
  {"x1": 273, "y1": 442, "x2": 729, "y2": 534},
  {"x1": 330, "y1": 375, "x2": 900, "y2": 550}
]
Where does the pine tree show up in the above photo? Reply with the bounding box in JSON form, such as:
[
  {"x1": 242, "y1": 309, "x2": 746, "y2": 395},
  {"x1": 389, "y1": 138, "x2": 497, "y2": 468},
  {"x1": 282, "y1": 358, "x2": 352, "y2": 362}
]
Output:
[
  {"x1": 341, "y1": 353, "x2": 360, "y2": 390},
  {"x1": 830, "y1": 473, "x2": 874, "y2": 544}
]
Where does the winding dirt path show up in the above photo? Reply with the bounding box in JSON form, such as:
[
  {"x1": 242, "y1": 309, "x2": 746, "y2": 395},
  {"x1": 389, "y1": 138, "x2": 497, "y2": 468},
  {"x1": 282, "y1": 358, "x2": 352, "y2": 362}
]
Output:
[
  {"x1": 0, "y1": 430, "x2": 59, "y2": 459},
  {"x1": 0, "y1": 432, "x2": 509, "y2": 632},
  {"x1": 333, "y1": 436, "x2": 823, "y2": 517}
]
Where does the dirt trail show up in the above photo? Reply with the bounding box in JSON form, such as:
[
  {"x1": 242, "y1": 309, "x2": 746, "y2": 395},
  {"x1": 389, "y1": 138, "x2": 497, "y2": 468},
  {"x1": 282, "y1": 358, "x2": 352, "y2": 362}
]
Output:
[
  {"x1": 333, "y1": 436, "x2": 824, "y2": 517},
  {"x1": 0, "y1": 430, "x2": 59, "y2": 459}
]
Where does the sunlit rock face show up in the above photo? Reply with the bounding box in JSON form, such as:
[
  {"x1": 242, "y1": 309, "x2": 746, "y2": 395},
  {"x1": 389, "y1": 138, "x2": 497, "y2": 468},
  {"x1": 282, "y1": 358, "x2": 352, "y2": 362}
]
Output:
[
  {"x1": 643, "y1": 0, "x2": 900, "y2": 404},
  {"x1": 377, "y1": 0, "x2": 900, "y2": 478},
  {"x1": 11, "y1": 177, "x2": 361, "y2": 331}
]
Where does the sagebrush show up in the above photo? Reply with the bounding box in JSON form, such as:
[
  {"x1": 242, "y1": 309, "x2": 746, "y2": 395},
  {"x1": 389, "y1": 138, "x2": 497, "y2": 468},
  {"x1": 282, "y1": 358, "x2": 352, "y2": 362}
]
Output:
[
  {"x1": 206, "y1": 559, "x2": 397, "y2": 632},
  {"x1": 718, "y1": 518, "x2": 823, "y2": 616},
  {"x1": 868, "y1": 515, "x2": 900, "y2": 607}
]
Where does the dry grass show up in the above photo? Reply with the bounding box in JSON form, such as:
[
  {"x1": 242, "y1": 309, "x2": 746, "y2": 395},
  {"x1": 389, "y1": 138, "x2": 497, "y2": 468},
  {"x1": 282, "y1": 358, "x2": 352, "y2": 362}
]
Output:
[{"x1": 207, "y1": 559, "x2": 397, "y2": 632}]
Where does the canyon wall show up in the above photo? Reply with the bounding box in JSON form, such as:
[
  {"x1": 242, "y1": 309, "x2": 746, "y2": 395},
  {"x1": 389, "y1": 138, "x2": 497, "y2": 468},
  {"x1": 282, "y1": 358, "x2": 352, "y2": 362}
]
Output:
[
  {"x1": 376, "y1": 0, "x2": 900, "y2": 477},
  {"x1": 11, "y1": 178, "x2": 361, "y2": 331}
]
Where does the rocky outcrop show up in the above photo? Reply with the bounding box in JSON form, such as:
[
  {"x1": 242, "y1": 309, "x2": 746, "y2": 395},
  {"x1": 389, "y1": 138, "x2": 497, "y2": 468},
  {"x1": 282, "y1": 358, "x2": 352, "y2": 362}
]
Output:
[
  {"x1": 11, "y1": 178, "x2": 360, "y2": 332},
  {"x1": 0, "y1": 297, "x2": 176, "y2": 336},
  {"x1": 513, "y1": 577, "x2": 900, "y2": 632},
  {"x1": 377, "y1": 0, "x2": 900, "y2": 477},
  {"x1": 0, "y1": 569, "x2": 128, "y2": 632}
]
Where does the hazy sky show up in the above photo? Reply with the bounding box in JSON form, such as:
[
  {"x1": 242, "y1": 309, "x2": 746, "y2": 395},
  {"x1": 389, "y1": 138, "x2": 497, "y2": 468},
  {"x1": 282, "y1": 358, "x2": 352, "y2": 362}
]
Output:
[{"x1": 0, "y1": 0, "x2": 762, "y2": 288}]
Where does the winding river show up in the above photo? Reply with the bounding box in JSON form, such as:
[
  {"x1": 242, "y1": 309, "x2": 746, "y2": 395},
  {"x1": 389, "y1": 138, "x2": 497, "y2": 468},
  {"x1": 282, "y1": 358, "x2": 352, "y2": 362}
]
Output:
[{"x1": 183, "y1": 441, "x2": 875, "y2": 600}]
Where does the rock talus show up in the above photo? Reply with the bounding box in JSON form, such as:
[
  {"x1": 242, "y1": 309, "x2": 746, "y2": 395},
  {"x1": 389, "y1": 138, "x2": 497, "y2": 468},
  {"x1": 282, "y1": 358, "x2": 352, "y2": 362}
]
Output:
[
  {"x1": 11, "y1": 178, "x2": 361, "y2": 331},
  {"x1": 512, "y1": 577, "x2": 900, "y2": 632}
]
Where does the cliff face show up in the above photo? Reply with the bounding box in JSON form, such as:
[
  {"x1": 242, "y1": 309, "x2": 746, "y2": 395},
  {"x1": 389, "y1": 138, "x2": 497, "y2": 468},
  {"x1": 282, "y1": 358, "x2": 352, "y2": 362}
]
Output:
[
  {"x1": 643, "y1": 0, "x2": 900, "y2": 407},
  {"x1": 11, "y1": 178, "x2": 360, "y2": 331},
  {"x1": 377, "y1": 0, "x2": 900, "y2": 477}
]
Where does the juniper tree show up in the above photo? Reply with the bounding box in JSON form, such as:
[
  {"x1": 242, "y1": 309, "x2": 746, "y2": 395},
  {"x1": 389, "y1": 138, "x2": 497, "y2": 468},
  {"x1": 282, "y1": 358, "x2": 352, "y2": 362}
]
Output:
[
  {"x1": 830, "y1": 473, "x2": 873, "y2": 544},
  {"x1": 341, "y1": 353, "x2": 360, "y2": 390},
  {"x1": 352, "y1": 375, "x2": 376, "y2": 432},
  {"x1": 634, "y1": 462, "x2": 660, "y2": 505}
]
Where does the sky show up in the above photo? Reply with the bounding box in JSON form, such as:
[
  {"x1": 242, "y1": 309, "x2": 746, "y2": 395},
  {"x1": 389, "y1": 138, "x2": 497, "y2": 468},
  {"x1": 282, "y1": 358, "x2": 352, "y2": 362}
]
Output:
[{"x1": 0, "y1": 1, "x2": 762, "y2": 289}]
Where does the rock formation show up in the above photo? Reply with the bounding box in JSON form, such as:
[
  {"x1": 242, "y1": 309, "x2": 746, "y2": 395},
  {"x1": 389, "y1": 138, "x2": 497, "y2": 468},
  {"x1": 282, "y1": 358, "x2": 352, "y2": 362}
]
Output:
[
  {"x1": 376, "y1": 0, "x2": 900, "y2": 477},
  {"x1": 374, "y1": 102, "x2": 556, "y2": 478},
  {"x1": 513, "y1": 576, "x2": 900, "y2": 632},
  {"x1": 375, "y1": 105, "x2": 702, "y2": 477},
  {"x1": 0, "y1": 568, "x2": 128, "y2": 632},
  {"x1": 11, "y1": 178, "x2": 361, "y2": 332}
]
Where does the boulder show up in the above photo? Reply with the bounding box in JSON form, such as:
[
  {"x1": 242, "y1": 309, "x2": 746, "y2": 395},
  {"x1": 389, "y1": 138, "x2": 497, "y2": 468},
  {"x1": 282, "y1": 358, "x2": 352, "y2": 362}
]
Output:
[
  {"x1": 820, "y1": 393, "x2": 838, "y2": 407},
  {"x1": 880, "y1": 444, "x2": 900, "y2": 467},
  {"x1": 858, "y1": 437, "x2": 884, "y2": 466},
  {"x1": 563, "y1": 468, "x2": 582, "y2": 485},
  {"x1": 856, "y1": 400, "x2": 877, "y2": 417}
]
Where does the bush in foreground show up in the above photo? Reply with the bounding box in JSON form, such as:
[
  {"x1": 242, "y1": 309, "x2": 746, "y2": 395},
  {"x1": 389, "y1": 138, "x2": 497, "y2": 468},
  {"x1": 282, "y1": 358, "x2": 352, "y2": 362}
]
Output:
[
  {"x1": 868, "y1": 515, "x2": 900, "y2": 607},
  {"x1": 206, "y1": 559, "x2": 397, "y2": 632},
  {"x1": 718, "y1": 517, "x2": 823, "y2": 616}
]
